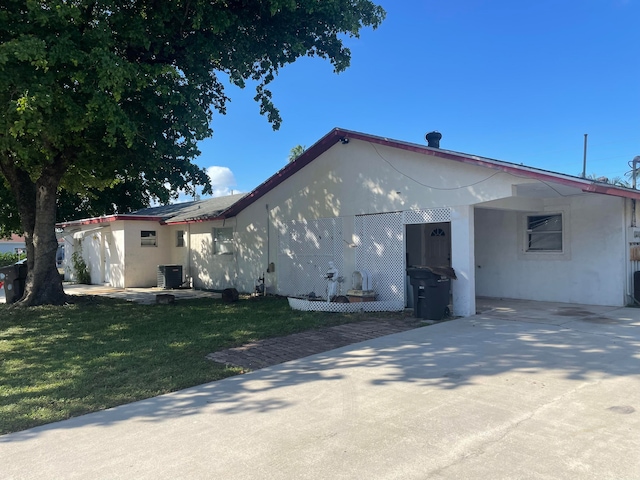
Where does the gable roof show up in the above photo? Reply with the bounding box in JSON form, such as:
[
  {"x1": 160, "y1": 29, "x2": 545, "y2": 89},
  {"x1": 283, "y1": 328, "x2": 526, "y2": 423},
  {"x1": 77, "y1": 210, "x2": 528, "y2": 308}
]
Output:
[
  {"x1": 57, "y1": 193, "x2": 245, "y2": 228},
  {"x1": 58, "y1": 127, "x2": 640, "y2": 229},
  {"x1": 163, "y1": 193, "x2": 245, "y2": 224},
  {"x1": 218, "y1": 127, "x2": 640, "y2": 218}
]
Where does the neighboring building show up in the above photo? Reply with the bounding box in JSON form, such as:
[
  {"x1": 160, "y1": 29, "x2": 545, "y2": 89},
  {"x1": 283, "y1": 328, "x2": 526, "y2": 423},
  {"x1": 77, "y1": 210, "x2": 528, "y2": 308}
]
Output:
[
  {"x1": 0, "y1": 234, "x2": 26, "y2": 255},
  {"x1": 58, "y1": 128, "x2": 640, "y2": 317},
  {"x1": 57, "y1": 194, "x2": 244, "y2": 289}
]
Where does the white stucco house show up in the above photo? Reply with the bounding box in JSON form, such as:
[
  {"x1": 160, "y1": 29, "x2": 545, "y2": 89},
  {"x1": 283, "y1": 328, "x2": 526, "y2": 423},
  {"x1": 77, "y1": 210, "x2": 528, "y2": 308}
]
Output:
[{"x1": 57, "y1": 128, "x2": 640, "y2": 317}]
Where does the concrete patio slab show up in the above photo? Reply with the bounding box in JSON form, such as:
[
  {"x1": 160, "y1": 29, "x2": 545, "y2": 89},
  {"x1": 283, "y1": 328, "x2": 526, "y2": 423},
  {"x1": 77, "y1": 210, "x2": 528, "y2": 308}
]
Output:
[
  {"x1": 1, "y1": 299, "x2": 640, "y2": 479},
  {"x1": 0, "y1": 283, "x2": 222, "y2": 304},
  {"x1": 63, "y1": 283, "x2": 222, "y2": 304}
]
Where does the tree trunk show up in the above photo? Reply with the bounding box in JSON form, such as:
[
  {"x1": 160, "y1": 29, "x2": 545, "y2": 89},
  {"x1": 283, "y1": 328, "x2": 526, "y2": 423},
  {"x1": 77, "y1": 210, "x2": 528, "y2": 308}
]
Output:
[
  {"x1": 19, "y1": 178, "x2": 67, "y2": 306},
  {"x1": 1, "y1": 158, "x2": 68, "y2": 306}
]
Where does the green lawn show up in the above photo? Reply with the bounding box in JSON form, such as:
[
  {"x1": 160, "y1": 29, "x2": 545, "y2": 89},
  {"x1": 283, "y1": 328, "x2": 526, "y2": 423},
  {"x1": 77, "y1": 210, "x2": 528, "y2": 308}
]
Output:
[{"x1": 0, "y1": 295, "x2": 371, "y2": 435}]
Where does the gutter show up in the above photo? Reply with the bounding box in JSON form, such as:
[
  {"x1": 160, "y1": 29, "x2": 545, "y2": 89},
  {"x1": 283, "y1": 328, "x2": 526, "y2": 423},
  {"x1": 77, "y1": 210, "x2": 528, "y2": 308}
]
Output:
[{"x1": 57, "y1": 215, "x2": 163, "y2": 229}]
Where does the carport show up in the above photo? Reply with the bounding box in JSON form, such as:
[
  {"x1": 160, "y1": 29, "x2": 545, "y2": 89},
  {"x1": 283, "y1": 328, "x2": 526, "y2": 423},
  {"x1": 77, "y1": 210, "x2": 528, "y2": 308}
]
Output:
[{"x1": 473, "y1": 182, "x2": 629, "y2": 308}]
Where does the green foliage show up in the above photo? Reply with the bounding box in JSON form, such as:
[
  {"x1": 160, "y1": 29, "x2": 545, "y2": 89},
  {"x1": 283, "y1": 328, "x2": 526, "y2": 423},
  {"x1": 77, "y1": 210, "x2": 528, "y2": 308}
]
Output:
[
  {"x1": 0, "y1": 0, "x2": 385, "y2": 205},
  {"x1": 0, "y1": 296, "x2": 379, "y2": 434},
  {"x1": 585, "y1": 173, "x2": 631, "y2": 188},
  {"x1": 0, "y1": 252, "x2": 26, "y2": 268},
  {"x1": 288, "y1": 144, "x2": 307, "y2": 162},
  {"x1": 71, "y1": 250, "x2": 90, "y2": 284},
  {"x1": 0, "y1": 1, "x2": 385, "y2": 304}
]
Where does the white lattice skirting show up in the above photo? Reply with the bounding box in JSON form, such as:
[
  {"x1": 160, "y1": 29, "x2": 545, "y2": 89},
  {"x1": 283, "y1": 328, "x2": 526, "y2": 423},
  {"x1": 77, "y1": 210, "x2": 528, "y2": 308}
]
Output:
[{"x1": 288, "y1": 297, "x2": 404, "y2": 313}]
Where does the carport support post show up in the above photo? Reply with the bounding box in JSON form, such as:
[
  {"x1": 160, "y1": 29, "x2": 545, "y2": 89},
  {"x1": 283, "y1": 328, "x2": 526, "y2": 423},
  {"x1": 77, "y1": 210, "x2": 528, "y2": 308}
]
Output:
[{"x1": 451, "y1": 206, "x2": 476, "y2": 317}]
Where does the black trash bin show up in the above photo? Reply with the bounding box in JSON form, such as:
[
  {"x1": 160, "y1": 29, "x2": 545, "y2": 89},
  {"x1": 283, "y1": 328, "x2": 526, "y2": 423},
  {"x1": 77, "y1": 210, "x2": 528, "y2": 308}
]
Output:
[
  {"x1": 16, "y1": 261, "x2": 27, "y2": 299},
  {"x1": 0, "y1": 261, "x2": 27, "y2": 304},
  {"x1": 406, "y1": 266, "x2": 456, "y2": 320}
]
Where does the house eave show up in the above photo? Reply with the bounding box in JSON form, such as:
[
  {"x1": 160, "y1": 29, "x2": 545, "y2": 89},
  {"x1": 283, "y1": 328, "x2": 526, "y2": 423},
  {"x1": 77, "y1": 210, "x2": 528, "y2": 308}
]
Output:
[
  {"x1": 57, "y1": 215, "x2": 163, "y2": 229},
  {"x1": 164, "y1": 216, "x2": 226, "y2": 225}
]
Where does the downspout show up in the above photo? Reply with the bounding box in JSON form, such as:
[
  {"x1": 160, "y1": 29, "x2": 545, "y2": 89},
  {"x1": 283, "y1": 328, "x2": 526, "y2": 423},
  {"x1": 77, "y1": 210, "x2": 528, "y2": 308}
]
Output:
[
  {"x1": 187, "y1": 223, "x2": 192, "y2": 289},
  {"x1": 629, "y1": 157, "x2": 640, "y2": 304},
  {"x1": 266, "y1": 203, "x2": 270, "y2": 267},
  {"x1": 626, "y1": 198, "x2": 633, "y2": 304},
  {"x1": 266, "y1": 204, "x2": 270, "y2": 296}
]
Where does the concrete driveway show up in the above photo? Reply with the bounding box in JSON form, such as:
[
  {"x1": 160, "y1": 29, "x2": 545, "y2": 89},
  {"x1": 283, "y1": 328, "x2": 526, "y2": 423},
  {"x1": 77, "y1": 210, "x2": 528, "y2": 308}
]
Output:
[{"x1": 2, "y1": 299, "x2": 640, "y2": 479}]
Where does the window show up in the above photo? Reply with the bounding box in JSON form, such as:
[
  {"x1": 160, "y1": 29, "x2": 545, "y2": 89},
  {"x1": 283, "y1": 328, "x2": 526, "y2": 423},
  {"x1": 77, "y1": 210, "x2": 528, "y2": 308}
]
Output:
[
  {"x1": 176, "y1": 230, "x2": 185, "y2": 247},
  {"x1": 141, "y1": 230, "x2": 157, "y2": 247},
  {"x1": 526, "y1": 214, "x2": 562, "y2": 252},
  {"x1": 213, "y1": 227, "x2": 233, "y2": 254}
]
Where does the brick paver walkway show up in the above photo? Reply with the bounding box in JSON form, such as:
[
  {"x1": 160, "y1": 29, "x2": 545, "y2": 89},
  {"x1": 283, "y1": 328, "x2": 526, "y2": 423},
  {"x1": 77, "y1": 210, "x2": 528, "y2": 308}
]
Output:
[{"x1": 206, "y1": 317, "x2": 428, "y2": 370}]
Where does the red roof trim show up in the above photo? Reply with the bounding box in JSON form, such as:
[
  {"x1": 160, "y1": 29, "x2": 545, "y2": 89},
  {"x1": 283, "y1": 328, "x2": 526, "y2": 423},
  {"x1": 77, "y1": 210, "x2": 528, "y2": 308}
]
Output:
[
  {"x1": 164, "y1": 216, "x2": 225, "y2": 225},
  {"x1": 221, "y1": 129, "x2": 344, "y2": 217},
  {"x1": 219, "y1": 127, "x2": 640, "y2": 217},
  {"x1": 57, "y1": 215, "x2": 162, "y2": 228},
  {"x1": 57, "y1": 128, "x2": 640, "y2": 227},
  {"x1": 342, "y1": 130, "x2": 640, "y2": 199}
]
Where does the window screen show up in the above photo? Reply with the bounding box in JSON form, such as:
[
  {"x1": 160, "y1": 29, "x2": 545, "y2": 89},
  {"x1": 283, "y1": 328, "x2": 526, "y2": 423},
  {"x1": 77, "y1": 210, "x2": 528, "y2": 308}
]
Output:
[
  {"x1": 141, "y1": 230, "x2": 157, "y2": 247},
  {"x1": 213, "y1": 227, "x2": 233, "y2": 254},
  {"x1": 527, "y1": 214, "x2": 562, "y2": 252}
]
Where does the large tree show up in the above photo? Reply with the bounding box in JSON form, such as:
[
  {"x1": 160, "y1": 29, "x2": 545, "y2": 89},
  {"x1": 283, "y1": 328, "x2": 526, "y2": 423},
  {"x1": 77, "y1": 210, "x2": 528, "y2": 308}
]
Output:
[{"x1": 0, "y1": 0, "x2": 385, "y2": 306}]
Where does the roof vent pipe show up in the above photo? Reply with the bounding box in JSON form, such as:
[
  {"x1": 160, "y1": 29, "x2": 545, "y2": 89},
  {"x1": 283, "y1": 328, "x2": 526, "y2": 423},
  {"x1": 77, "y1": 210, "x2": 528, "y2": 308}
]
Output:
[{"x1": 425, "y1": 131, "x2": 442, "y2": 148}]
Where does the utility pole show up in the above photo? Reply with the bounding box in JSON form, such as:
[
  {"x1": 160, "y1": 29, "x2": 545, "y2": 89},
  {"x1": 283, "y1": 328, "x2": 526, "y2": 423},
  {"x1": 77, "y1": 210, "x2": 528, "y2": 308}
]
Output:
[
  {"x1": 632, "y1": 156, "x2": 640, "y2": 227},
  {"x1": 581, "y1": 134, "x2": 588, "y2": 178}
]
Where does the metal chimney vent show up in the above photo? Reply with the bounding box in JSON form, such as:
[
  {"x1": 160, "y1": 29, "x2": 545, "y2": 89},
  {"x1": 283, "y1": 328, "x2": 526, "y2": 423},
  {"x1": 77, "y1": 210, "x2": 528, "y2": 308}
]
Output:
[{"x1": 425, "y1": 131, "x2": 442, "y2": 148}]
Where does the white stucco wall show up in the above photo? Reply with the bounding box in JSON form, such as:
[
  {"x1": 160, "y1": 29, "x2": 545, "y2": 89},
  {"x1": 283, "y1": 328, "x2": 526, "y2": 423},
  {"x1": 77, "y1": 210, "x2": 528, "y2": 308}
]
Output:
[
  {"x1": 229, "y1": 140, "x2": 629, "y2": 310},
  {"x1": 84, "y1": 231, "x2": 103, "y2": 285},
  {"x1": 168, "y1": 225, "x2": 190, "y2": 269},
  {"x1": 122, "y1": 220, "x2": 171, "y2": 287},
  {"x1": 474, "y1": 194, "x2": 626, "y2": 306},
  {"x1": 232, "y1": 139, "x2": 535, "y2": 297},
  {"x1": 142, "y1": 138, "x2": 627, "y2": 312},
  {"x1": 188, "y1": 219, "x2": 238, "y2": 290},
  {"x1": 107, "y1": 223, "x2": 125, "y2": 288}
]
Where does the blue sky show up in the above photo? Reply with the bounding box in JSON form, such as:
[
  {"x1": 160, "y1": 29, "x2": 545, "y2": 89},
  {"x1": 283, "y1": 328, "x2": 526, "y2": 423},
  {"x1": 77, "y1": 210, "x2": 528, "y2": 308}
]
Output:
[{"x1": 194, "y1": 0, "x2": 639, "y2": 197}]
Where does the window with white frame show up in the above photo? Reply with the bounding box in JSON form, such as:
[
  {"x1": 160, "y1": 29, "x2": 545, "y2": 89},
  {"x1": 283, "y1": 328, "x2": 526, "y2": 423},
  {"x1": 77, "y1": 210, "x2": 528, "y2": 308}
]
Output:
[
  {"x1": 213, "y1": 227, "x2": 233, "y2": 254},
  {"x1": 176, "y1": 230, "x2": 185, "y2": 247},
  {"x1": 526, "y1": 214, "x2": 562, "y2": 252},
  {"x1": 141, "y1": 230, "x2": 157, "y2": 247}
]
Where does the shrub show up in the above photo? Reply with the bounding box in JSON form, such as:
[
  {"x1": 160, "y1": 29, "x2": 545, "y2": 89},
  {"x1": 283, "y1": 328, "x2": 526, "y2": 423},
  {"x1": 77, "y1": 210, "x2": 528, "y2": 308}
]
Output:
[
  {"x1": 71, "y1": 251, "x2": 91, "y2": 284},
  {"x1": 0, "y1": 252, "x2": 26, "y2": 268}
]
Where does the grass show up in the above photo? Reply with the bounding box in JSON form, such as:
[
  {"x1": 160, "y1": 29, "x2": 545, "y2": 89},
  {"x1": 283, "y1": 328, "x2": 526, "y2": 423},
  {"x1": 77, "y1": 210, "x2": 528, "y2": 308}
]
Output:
[{"x1": 0, "y1": 295, "x2": 378, "y2": 435}]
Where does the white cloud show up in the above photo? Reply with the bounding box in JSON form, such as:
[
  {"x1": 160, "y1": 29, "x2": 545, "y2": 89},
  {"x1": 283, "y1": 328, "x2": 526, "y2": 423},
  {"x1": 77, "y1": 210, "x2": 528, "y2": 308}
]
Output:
[
  {"x1": 206, "y1": 166, "x2": 238, "y2": 197},
  {"x1": 164, "y1": 166, "x2": 240, "y2": 205}
]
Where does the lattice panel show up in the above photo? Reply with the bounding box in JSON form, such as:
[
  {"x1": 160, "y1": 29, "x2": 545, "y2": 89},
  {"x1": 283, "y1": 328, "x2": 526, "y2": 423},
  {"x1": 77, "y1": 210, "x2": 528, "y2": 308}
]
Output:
[
  {"x1": 403, "y1": 208, "x2": 451, "y2": 225},
  {"x1": 354, "y1": 213, "x2": 404, "y2": 303},
  {"x1": 278, "y1": 218, "x2": 344, "y2": 298}
]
